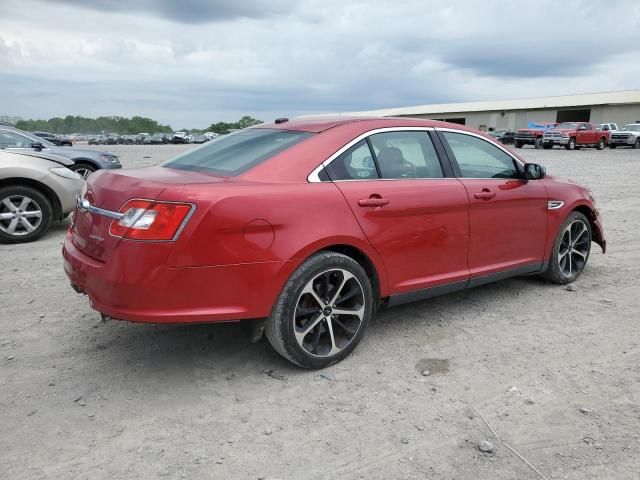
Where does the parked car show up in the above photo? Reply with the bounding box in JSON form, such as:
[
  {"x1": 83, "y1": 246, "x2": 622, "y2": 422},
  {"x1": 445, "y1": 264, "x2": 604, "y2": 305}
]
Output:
[
  {"x1": 33, "y1": 131, "x2": 73, "y2": 147},
  {"x1": 542, "y1": 122, "x2": 610, "y2": 150},
  {"x1": 0, "y1": 125, "x2": 121, "y2": 178},
  {"x1": 148, "y1": 133, "x2": 168, "y2": 145},
  {"x1": 488, "y1": 130, "x2": 515, "y2": 145},
  {"x1": 191, "y1": 134, "x2": 209, "y2": 144},
  {"x1": 63, "y1": 117, "x2": 606, "y2": 369},
  {"x1": 597, "y1": 123, "x2": 619, "y2": 133},
  {"x1": 87, "y1": 136, "x2": 101, "y2": 145},
  {"x1": 514, "y1": 122, "x2": 557, "y2": 149},
  {"x1": 0, "y1": 150, "x2": 84, "y2": 243},
  {"x1": 609, "y1": 124, "x2": 640, "y2": 149},
  {"x1": 171, "y1": 131, "x2": 188, "y2": 144}
]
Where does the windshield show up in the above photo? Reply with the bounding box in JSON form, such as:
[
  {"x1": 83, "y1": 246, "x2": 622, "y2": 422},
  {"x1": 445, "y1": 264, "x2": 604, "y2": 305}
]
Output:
[
  {"x1": 622, "y1": 125, "x2": 640, "y2": 132},
  {"x1": 555, "y1": 123, "x2": 579, "y2": 129},
  {"x1": 162, "y1": 128, "x2": 313, "y2": 176}
]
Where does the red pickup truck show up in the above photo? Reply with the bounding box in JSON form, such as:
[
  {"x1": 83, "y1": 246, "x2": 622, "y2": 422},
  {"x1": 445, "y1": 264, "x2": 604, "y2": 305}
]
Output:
[
  {"x1": 542, "y1": 122, "x2": 610, "y2": 150},
  {"x1": 514, "y1": 122, "x2": 557, "y2": 149}
]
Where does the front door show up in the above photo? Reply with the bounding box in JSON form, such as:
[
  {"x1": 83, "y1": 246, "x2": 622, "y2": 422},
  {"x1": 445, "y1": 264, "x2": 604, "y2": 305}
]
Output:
[
  {"x1": 438, "y1": 130, "x2": 548, "y2": 278},
  {"x1": 325, "y1": 130, "x2": 470, "y2": 294}
]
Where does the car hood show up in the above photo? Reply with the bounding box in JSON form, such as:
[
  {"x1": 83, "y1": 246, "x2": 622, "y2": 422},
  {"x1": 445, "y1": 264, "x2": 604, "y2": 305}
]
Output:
[
  {"x1": 6, "y1": 150, "x2": 75, "y2": 167},
  {"x1": 49, "y1": 146, "x2": 113, "y2": 159}
]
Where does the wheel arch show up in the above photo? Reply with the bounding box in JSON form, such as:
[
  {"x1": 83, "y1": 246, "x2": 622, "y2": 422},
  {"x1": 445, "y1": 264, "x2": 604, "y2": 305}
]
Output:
[
  {"x1": 0, "y1": 177, "x2": 62, "y2": 220},
  {"x1": 71, "y1": 157, "x2": 100, "y2": 169},
  {"x1": 288, "y1": 238, "x2": 389, "y2": 302},
  {"x1": 571, "y1": 203, "x2": 605, "y2": 252}
]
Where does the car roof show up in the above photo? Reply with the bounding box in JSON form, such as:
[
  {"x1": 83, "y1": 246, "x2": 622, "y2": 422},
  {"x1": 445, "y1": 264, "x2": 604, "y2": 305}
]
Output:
[{"x1": 256, "y1": 116, "x2": 471, "y2": 133}]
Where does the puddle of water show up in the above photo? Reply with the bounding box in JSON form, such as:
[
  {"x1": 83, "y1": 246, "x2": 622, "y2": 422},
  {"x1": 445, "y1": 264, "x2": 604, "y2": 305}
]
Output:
[{"x1": 415, "y1": 358, "x2": 450, "y2": 374}]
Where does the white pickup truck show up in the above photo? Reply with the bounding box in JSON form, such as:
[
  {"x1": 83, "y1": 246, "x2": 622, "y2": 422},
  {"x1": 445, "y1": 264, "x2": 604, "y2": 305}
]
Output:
[{"x1": 609, "y1": 124, "x2": 640, "y2": 149}]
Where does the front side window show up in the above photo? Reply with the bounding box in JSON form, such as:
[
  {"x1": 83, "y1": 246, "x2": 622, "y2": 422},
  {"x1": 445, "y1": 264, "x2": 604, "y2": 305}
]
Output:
[
  {"x1": 442, "y1": 132, "x2": 520, "y2": 179},
  {"x1": 163, "y1": 128, "x2": 312, "y2": 176},
  {"x1": 368, "y1": 131, "x2": 443, "y2": 179},
  {"x1": 0, "y1": 130, "x2": 33, "y2": 149}
]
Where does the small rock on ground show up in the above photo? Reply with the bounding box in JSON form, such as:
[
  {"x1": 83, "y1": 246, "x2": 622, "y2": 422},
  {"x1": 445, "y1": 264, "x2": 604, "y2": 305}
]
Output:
[{"x1": 478, "y1": 440, "x2": 495, "y2": 453}]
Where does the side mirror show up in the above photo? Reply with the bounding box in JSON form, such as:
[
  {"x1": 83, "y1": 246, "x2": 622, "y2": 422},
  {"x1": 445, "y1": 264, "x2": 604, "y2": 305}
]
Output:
[
  {"x1": 31, "y1": 142, "x2": 44, "y2": 151},
  {"x1": 524, "y1": 163, "x2": 546, "y2": 180}
]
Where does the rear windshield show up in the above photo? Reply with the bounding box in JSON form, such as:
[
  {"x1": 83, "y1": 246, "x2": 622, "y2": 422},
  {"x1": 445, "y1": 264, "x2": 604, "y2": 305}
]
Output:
[{"x1": 162, "y1": 128, "x2": 312, "y2": 176}]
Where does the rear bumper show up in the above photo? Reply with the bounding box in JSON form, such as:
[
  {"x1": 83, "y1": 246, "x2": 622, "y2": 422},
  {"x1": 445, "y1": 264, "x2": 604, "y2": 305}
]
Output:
[{"x1": 62, "y1": 231, "x2": 289, "y2": 323}]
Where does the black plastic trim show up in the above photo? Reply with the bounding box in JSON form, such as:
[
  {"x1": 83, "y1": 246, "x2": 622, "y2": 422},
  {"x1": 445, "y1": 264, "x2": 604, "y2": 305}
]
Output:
[
  {"x1": 387, "y1": 279, "x2": 468, "y2": 307},
  {"x1": 386, "y1": 261, "x2": 547, "y2": 308},
  {"x1": 467, "y1": 262, "x2": 544, "y2": 288}
]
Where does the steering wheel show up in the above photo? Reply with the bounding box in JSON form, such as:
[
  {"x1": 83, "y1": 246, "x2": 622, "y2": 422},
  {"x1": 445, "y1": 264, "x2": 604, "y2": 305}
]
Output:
[{"x1": 400, "y1": 160, "x2": 417, "y2": 178}]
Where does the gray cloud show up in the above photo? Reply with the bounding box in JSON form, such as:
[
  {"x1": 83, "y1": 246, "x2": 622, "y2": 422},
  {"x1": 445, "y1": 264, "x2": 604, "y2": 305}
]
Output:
[
  {"x1": 42, "y1": 0, "x2": 296, "y2": 23},
  {"x1": 1, "y1": 0, "x2": 639, "y2": 128}
]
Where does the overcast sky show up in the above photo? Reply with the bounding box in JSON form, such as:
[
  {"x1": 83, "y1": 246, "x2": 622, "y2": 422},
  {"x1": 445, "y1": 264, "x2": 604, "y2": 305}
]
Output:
[{"x1": 1, "y1": 0, "x2": 639, "y2": 128}]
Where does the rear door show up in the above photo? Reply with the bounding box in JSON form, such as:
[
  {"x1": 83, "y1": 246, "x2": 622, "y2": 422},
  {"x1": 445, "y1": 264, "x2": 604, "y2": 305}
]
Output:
[
  {"x1": 438, "y1": 129, "x2": 548, "y2": 279},
  {"x1": 325, "y1": 129, "x2": 470, "y2": 294},
  {"x1": 576, "y1": 123, "x2": 594, "y2": 145}
]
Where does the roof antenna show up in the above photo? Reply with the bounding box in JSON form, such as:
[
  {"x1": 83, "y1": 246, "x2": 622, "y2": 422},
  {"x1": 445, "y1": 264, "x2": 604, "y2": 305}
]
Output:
[{"x1": 274, "y1": 118, "x2": 289, "y2": 124}]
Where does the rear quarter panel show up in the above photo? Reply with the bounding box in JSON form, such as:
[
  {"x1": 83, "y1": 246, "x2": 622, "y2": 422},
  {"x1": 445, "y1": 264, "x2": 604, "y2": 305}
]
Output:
[{"x1": 159, "y1": 180, "x2": 390, "y2": 295}]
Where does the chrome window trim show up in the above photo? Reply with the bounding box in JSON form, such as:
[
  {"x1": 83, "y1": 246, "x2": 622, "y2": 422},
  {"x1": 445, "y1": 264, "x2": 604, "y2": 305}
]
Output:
[{"x1": 307, "y1": 126, "x2": 436, "y2": 183}]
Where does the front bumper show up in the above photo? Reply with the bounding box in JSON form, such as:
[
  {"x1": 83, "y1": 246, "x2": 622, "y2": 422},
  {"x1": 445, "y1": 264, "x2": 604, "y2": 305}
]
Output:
[
  {"x1": 543, "y1": 137, "x2": 570, "y2": 145},
  {"x1": 62, "y1": 231, "x2": 288, "y2": 323},
  {"x1": 592, "y1": 208, "x2": 607, "y2": 253},
  {"x1": 97, "y1": 161, "x2": 122, "y2": 170},
  {"x1": 609, "y1": 138, "x2": 636, "y2": 146}
]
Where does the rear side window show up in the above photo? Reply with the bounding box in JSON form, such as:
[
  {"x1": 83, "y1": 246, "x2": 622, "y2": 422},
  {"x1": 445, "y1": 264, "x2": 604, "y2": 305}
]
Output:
[
  {"x1": 442, "y1": 132, "x2": 519, "y2": 179},
  {"x1": 162, "y1": 128, "x2": 312, "y2": 176},
  {"x1": 325, "y1": 140, "x2": 379, "y2": 180}
]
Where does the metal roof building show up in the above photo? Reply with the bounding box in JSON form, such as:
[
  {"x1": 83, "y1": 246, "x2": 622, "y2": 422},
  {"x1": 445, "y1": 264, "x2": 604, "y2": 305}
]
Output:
[{"x1": 322, "y1": 90, "x2": 640, "y2": 132}]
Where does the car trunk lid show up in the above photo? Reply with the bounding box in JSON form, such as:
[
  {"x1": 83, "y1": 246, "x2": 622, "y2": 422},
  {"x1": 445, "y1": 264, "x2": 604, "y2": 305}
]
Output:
[{"x1": 71, "y1": 166, "x2": 225, "y2": 262}]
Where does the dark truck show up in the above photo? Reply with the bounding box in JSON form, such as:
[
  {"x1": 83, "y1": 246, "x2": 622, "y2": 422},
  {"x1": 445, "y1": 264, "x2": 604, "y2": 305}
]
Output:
[
  {"x1": 542, "y1": 122, "x2": 610, "y2": 150},
  {"x1": 514, "y1": 122, "x2": 557, "y2": 149}
]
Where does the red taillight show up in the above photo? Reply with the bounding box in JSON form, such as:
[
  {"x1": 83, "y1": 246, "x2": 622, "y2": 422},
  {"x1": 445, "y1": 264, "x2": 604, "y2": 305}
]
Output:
[{"x1": 109, "y1": 199, "x2": 192, "y2": 241}]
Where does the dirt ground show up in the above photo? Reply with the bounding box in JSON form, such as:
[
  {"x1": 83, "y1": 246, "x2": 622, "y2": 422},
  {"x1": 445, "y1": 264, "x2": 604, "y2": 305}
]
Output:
[{"x1": 2, "y1": 142, "x2": 639, "y2": 480}]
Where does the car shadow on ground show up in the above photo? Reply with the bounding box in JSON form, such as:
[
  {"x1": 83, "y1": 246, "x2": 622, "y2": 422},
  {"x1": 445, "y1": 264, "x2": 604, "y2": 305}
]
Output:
[{"x1": 72, "y1": 274, "x2": 555, "y2": 383}]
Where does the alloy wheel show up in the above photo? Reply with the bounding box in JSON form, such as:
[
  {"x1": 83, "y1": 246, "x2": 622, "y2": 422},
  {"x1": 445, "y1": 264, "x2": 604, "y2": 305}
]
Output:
[
  {"x1": 0, "y1": 195, "x2": 43, "y2": 236},
  {"x1": 293, "y1": 269, "x2": 365, "y2": 357},
  {"x1": 74, "y1": 167, "x2": 94, "y2": 179},
  {"x1": 558, "y1": 219, "x2": 590, "y2": 277}
]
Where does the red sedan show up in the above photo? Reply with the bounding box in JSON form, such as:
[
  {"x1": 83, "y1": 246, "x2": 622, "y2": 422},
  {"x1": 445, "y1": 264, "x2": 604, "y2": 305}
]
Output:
[{"x1": 63, "y1": 117, "x2": 606, "y2": 368}]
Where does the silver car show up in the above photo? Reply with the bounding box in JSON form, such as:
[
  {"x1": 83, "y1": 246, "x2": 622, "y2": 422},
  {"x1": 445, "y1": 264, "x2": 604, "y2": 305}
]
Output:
[{"x1": 0, "y1": 150, "x2": 84, "y2": 243}]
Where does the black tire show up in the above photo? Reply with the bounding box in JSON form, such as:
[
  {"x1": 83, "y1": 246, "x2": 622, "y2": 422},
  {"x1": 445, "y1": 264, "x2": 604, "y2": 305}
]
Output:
[
  {"x1": 565, "y1": 137, "x2": 576, "y2": 150},
  {"x1": 609, "y1": 144, "x2": 617, "y2": 149},
  {"x1": 534, "y1": 137, "x2": 543, "y2": 149},
  {"x1": 514, "y1": 141, "x2": 523, "y2": 148},
  {"x1": 596, "y1": 138, "x2": 606, "y2": 150},
  {"x1": 543, "y1": 211, "x2": 591, "y2": 285},
  {"x1": 0, "y1": 185, "x2": 53, "y2": 244},
  {"x1": 634, "y1": 139, "x2": 640, "y2": 149},
  {"x1": 265, "y1": 251, "x2": 374, "y2": 369},
  {"x1": 70, "y1": 163, "x2": 97, "y2": 179}
]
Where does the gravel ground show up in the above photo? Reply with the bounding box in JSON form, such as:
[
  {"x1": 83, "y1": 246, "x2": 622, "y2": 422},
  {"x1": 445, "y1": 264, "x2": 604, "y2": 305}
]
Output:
[{"x1": 1, "y1": 143, "x2": 639, "y2": 480}]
